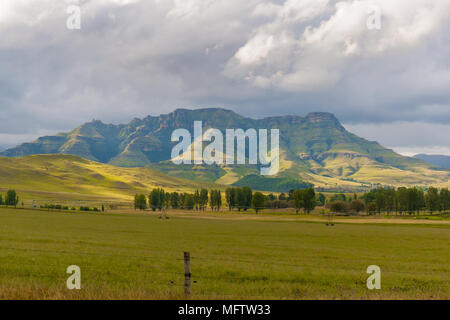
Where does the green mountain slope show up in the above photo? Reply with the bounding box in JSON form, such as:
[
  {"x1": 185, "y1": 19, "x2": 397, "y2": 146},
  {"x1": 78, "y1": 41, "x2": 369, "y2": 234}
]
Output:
[{"x1": 2, "y1": 108, "x2": 449, "y2": 190}]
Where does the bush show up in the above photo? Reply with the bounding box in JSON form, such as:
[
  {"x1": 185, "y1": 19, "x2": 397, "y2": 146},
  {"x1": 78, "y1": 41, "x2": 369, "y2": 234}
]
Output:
[
  {"x1": 330, "y1": 201, "x2": 348, "y2": 213},
  {"x1": 350, "y1": 200, "x2": 365, "y2": 213}
]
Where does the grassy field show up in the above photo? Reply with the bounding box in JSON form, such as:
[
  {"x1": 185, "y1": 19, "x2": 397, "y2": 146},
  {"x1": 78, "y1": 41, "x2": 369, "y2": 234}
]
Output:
[{"x1": 0, "y1": 207, "x2": 448, "y2": 300}]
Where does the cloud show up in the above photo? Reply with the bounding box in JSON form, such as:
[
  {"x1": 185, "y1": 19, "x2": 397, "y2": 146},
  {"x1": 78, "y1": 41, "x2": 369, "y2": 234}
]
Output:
[
  {"x1": 344, "y1": 122, "x2": 450, "y2": 156},
  {"x1": 226, "y1": 0, "x2": 450, "y2": 91},
  {"x1": 0, "y1": 0, "x2": 449, "y2": 154}
]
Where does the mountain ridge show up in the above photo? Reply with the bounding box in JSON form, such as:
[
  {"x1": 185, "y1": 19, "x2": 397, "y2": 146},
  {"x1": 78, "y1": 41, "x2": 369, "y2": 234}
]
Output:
[
  {"x1": 414, "y1": 154, "x2": 450, "y2": 168},
  {"x1": 2, "y1": 108, "x2": 449, "y2": 190}
]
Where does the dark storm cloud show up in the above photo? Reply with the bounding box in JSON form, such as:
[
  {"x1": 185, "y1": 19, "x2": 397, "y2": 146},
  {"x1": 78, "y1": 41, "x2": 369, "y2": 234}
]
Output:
[{"x1": 0, "y1": 0, "x2": 449, "y2": 154}]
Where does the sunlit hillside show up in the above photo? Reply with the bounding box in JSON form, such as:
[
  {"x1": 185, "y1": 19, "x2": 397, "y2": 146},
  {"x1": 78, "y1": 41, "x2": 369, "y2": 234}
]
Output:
[{"x1": 0, "y1": 155, "x2": 224, "y2": 201}]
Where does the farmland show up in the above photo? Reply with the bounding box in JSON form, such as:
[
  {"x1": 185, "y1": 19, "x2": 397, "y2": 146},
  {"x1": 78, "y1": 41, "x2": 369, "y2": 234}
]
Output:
[{"x1": 0, "y1": 207, "x2": 448, "y2": 300}]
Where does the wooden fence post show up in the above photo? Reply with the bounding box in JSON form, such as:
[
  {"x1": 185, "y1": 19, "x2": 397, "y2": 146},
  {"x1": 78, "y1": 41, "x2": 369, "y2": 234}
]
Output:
[{"x1": 184, "y1": 252, "x2": 191, "y2": 297}]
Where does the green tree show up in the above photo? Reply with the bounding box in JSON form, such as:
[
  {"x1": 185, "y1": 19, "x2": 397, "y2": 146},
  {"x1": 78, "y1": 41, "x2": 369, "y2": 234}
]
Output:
[
  {"x1": 375, "y1": 188, "x2": 386, "y2": 214},
  {"x1": 292, "y1": 189, "x2": 304, "y2": 214},
  {"x1": 236, "y1": 188, "x2": 245, "y2": 211},
  {"x1": 406, "y1": 187, "x2": 424, "y2": 215},
  {"x1": 396, "y1": 187, "x2": 408, "y2": 214},
  {"x1": 252, "y1": 192, "x2": 265, "y2": 214},
  {"x1": 425, "y1": 187, "x2": 440, "y2": 214},
  {"x1": 241, "y1": 187, "x2": 252, "y2": 211},
  {"x1": 330, "y1": 201, "x2": 348, "y2": 213},
  {"x1": 159, "y1": 188, "x2": 166, "y2": 210},
  {"x1": 225, "y1": 188, "x2": 235, "y2": 211},
  {"x1": 216, "y1": 190, "x2": 222, "y2": 211},
  {"x1": 199, "y1": 189, "x2": 209, "y2": 211},
  {"x1": 367, "y1": 202, "x2": 377, "y2": 214},
  {"x1": 194, "y1": 190, "x2": 200, "y2": 211},
  {"x1": 134, "y1": 194, "x2": 147, "y2": 211},
  {"x1": 149, "y1": 188, "x2": 161, "y2": 211},
  {"x1": 350, "y1": 199, "x2": 365, "y2": 213},
  {"x1": 440, "y1": 188, "x2": 450, "y2": 212},
  {"x1": 183, "y1": 193, "x2": 195, "y2": 210},
  {"x1": 5, "y1": 190, "x2": 19, "y2": 207},
  {"x1": 170, "y1": 192, "x2": 180, "y2": 209},
  {"x1": 164, "y1": 192, "x2": 171, "y2": 209},
  {"x1": 385, "y1": 188, "x2": 396, "y2": 213},
  {"x1": 209, "y1": 190, "x2": 222, "y2": 211},
  {"x1": 303, "y1": 188, "x2": 316, "y2": 213}
]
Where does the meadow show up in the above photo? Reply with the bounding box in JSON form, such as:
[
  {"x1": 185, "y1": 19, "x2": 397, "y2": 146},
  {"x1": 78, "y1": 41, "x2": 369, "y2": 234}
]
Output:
[{"x1": 0, "y1": 207, "x2": 448, "y2": 300}]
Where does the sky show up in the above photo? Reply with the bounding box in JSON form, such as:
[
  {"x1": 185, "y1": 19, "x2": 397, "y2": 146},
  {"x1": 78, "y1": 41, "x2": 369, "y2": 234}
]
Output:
[{"x1": 0, "y1": 0, "x2": 449, "y2": 155}]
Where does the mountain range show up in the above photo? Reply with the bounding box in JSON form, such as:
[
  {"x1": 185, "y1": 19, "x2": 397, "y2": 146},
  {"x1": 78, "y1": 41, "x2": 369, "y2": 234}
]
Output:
[
  {"x1": 1, "y1": 108, "x2": 449, "y2": 191},
  {"x1": 414, "y1": 154, "x2": 450, "y2": 168}
]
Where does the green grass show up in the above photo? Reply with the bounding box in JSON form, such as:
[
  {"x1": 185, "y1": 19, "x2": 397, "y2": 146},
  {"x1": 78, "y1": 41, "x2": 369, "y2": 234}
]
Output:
[{"x1": 0, "y1": 208, "x2": 448, "y2": 299}]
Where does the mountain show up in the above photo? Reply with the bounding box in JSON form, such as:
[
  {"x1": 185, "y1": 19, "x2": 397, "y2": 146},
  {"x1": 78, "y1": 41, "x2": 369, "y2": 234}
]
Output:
[
  {"x1": 2, "y1": 108, "x2": 449, "y2": 191},
  {"x1": 414, "y1": 154, "x2": 450, "y2": 168},
  {"x1": 0, "y1": 154, "x2": 223, "y2": 201}
]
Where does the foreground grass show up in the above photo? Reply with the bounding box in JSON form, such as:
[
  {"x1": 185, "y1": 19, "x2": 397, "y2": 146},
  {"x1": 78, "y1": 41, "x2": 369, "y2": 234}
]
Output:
[{"x1": 0, "y1": 208, "x2": 448, "y2": 300}]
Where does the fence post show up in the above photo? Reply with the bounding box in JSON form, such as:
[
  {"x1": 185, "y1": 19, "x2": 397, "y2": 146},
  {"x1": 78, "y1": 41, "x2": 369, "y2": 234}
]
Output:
[{"x1": 184, "y1": 252, "x2": 191, "y2": 297}]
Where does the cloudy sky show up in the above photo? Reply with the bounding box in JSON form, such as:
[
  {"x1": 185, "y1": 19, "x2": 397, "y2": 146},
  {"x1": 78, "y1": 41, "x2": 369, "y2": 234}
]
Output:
[{"x1": 0, "y1": 0, "x2": 449, "y2": 155}]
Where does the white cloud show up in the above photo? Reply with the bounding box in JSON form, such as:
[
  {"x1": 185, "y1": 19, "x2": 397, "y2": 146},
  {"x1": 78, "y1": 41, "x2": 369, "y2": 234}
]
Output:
[{"x1": 226, "y1": 0, "x2": 450, "y2": 91}]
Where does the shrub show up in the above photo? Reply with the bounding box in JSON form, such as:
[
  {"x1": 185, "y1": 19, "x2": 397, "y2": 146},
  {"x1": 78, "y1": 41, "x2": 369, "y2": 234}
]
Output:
[
  {"x1": 350, "y1": 200, "x2": 365, "y2": 213},
  {"x1": 330, "y1": 201, "x2": 348, "y2": 213}
]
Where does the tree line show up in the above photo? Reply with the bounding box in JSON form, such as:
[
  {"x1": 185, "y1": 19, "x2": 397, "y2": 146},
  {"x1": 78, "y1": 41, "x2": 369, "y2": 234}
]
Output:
[
  {"x1": 135, "y1": 188, "x2": 227, "y2": 212},
  {"x1": 134, "y1": 187, "x2": 318, "y2": 214},
  {"x1": 328, "y1": 187, "x2": 450, "y2": 215}
]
